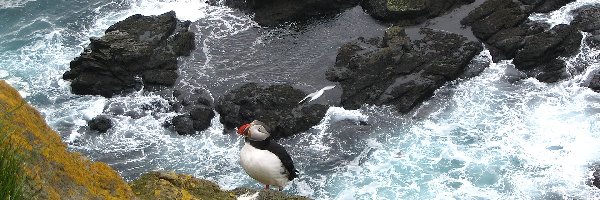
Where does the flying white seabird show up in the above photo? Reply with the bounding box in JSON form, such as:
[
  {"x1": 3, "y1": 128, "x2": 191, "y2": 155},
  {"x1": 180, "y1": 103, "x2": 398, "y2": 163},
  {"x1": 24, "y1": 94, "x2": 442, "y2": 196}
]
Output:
[{"x1": 298, "y1": 85, "x2": 336, "y2": 104}]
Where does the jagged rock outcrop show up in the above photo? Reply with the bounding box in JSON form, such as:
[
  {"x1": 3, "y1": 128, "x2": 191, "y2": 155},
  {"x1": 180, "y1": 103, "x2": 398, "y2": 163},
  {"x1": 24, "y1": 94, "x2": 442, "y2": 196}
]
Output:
[
  {"x1": 63, "y1": 11, "x2": 195, "y2": 97},
  {"x1": 0, "y1": 80, "x2": 134, "y2": 199},
  {"x1": 131, "y1": 171, "x2": 310, "y2": 200},
  {"x1": 460, "y1": 0, "x2": 583, "y2": 83},
  {"x1": 168, "y1": 86, "x2": 215, "y2": 135},
  {"x1": 216, "y1": 83, "x2": 328, "y2": 138},
  {"x1": 361, "y1": 0, "x2": 475, "y2": 25},
  {"x1": 326, "y1": 26, "x2": 482, "y2": 113},
  {"x1": 571, "y1": 5, "x2": 600, "y2": 92},
  {"x1": 220, "y1": 0, "x2": 361, "y2": 26}
]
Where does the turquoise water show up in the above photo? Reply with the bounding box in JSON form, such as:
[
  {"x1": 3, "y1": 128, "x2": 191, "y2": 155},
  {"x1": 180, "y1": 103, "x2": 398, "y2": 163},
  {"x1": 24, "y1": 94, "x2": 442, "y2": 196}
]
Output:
[{"x1": 1, "y1": 0, "x2": 600, "y2": 199}]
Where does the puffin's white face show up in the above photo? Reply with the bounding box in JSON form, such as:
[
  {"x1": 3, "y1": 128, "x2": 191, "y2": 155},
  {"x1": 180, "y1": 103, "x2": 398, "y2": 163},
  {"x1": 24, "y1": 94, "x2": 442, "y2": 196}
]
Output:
[{"x1": 237, "y1": 121, "x2": 270, "y2": 141}]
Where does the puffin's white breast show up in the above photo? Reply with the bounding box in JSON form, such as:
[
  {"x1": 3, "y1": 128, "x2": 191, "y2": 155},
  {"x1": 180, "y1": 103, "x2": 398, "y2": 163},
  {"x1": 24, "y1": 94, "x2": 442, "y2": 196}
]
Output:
[{"x1": 240, "y1": 142, "x2": 289, "y2": 188}]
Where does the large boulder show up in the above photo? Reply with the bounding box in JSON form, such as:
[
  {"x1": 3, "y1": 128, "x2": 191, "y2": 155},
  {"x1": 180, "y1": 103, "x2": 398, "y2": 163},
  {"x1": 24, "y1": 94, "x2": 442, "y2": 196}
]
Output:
[
  {"x1": 326, "y1": 27, "x2": 483, "y2": 113},
  {"x1": 216, "y1": 83, "x2": 329, "y2": 138},
  {"x1": 512, "y1": 24, "x2": 582, "y2": 82},
  {"x1": 220, "y1": 0, "x2": 361, "y2": 26},
  {"x1": 461, "y1": 0, "x2": 584, "y2": 83},
  {"x1": 571, "y1": 5, "x2": 600, "y2": 50},
  {"x1": 461, "y1": 0, "x2": 575, "y2": 40},
  {"x1": 571, "y1": 5, "x2": 600, "y2": 32},
  {"x1": 63, "y1": 11, "x2": 195, "y2": 97},
  {"x1": 361, "y1": 0, "x2": 475, "y2": 25}
]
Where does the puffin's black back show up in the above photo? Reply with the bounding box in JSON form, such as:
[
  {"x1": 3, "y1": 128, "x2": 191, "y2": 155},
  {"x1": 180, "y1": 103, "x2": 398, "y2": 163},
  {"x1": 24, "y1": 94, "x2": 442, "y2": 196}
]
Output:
[{"x1": 247, "y1": 138, "x2": 299, "y2": 180}]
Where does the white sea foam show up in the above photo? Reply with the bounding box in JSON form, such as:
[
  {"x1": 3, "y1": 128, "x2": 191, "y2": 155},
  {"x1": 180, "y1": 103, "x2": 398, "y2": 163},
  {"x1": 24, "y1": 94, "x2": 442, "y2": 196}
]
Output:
[
  {"x1": 0, "y1": 0, "x2": 35, "y2": 9},
  {"x1": 529, "y1": 0, "x2": 600, "y2": 27}
]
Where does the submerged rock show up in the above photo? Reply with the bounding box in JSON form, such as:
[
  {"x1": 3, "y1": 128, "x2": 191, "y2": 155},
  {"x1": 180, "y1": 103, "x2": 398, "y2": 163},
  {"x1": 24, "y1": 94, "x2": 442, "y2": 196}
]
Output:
[
  {"x1": 88, "y1": 115, "x2": 113, "y2": 133},
  {"x1": 63, "y1": 11, "x2": 195, "y2": 97},
  {"x1": 326, "y1": 27, "x2": 482, "y2": 113},
  {"x1": 216, "y1": 83, "x2": 328, "y2": 138},
  {"x1": 221, "y1": 0, "x2": 360, "y2": 26},
  {"x1": 361, "y1": 0, "x2": 474, "y2": 25}
]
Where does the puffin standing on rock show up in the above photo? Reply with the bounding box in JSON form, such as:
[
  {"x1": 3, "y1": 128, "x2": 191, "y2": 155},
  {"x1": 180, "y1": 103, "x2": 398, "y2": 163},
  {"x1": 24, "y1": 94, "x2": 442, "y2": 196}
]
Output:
[{"x1": 237, "y1": 120, "x2": 298, "y2": 191}]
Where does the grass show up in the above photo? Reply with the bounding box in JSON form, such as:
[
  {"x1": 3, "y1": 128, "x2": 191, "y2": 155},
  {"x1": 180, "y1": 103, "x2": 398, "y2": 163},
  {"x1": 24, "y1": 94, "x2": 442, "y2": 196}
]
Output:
[{"x1": 0, "y1": 104, "x2": 25, "y2": 200}]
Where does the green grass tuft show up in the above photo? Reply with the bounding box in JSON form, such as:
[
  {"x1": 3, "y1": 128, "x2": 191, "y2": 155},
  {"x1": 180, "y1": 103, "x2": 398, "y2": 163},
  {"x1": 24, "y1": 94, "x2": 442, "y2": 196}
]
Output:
[{"x1": 0, "y1": 104, "x2": 25, "y2": 200}]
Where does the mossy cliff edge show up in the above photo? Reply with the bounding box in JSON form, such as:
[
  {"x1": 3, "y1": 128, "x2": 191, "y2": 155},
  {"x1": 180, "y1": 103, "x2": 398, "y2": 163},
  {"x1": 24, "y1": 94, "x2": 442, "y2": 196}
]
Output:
[
  {"x1": 0, "y1": 80, "x2": 134, "y2": 199},
  {"x1": 0, "y1": 80, "x2": 308, "y2": 200}
]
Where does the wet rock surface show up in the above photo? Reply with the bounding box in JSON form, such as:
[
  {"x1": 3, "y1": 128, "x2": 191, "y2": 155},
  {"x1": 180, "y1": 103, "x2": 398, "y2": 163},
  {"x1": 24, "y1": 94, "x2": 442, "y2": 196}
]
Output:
[
  {"x1": 63, "y1": 11, "x2": 195, "y2": 97},
  {"x1": 461, "y1": 0, "x2": 585, "y2": 83},
  {"x1": 88, "y1": 115, "x2": 113, "y2": 133},
  {"x1": 221, "y1": 0, "x2": 361, "y2": 26},
  {"x1": 361, "y1": 0, "x2": 475, "y2": 25},
  {"x1": 168, "y1": 86, "x2": 215, "y2": 135},
  {"x1": 326, "y1": 26, "x2": 483, "y2": 113},
  {"x1": 216, "y1": 83, "x2": 329, "y2": 138}
]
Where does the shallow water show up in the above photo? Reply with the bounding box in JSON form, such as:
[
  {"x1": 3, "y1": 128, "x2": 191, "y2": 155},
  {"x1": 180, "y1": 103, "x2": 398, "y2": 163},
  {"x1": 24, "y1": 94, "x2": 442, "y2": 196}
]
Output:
[{"x1": 1, "y1": 0, "x2": 600, "y2": 199}]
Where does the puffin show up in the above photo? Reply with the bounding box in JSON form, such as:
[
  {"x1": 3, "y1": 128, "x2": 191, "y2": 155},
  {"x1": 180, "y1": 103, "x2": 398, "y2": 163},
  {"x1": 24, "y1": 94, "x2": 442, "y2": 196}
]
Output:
[{"x1": 237, "y1": 120, "x2": 298, "y2": 191}]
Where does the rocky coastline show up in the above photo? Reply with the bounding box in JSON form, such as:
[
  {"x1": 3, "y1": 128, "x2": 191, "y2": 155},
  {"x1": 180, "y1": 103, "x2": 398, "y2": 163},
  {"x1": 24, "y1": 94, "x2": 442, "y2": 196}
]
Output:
[
  {"x1": 0, "y1": 80, "x2": 307, "y2": 199},
  {"x1": 7, "y1": 0, "x2": 599, "y2": 198}
]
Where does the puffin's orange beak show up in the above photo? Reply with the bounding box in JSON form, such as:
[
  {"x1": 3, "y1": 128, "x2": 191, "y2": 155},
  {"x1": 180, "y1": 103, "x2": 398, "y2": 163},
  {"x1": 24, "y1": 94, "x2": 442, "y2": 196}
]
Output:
[{"x1": 237, "y1": 123, "x2": 251, "y2": 136}]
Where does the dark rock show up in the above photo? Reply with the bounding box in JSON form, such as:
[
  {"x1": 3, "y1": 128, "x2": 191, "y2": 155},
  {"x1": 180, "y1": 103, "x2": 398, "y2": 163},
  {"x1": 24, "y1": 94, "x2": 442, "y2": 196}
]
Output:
[
  {"x1": 572, "y1": 5, "x2": 600, "y2": 32},
  {"x1": 361, "y1": 0, "x2": 473, "y2": 25},
  {"x1": 63, "y1": 11, "x2": 195, "y2": 97},
  {"x1": 461, "y1": 0, "x2": 533, "y2": 40},
  {"x1": 221, "y1": 0, "x2": 361, "y2": 26},
  {"x1": 513, "y1": 24, "x2": 582, "y2": 82},
  {"x1": 326, "y1": 27, "x2": 482, "y2": 113},
  {"x1": 172, "y1": 115, "x2": 196, "y2": 135},
  {"x1": 459, "y1": 51, "x2": 491, "y2": 79},
  {"x1": 589, "y1": 71, "x2": 600, "y2": 92},
  {"x1": 169, "y1": 86, "x2": 215, "y2": 135},
  {"x1": 485, "y1": 21, "x2": 549, "y2": 60},
  {"x1": 587, "y1": 30, "x2": 600, "y2": 48},
  {"x1": 88, "y1": 115, "x2": 113, "y2": 133},
  {"x1": 589, "y1": 164, "x2": 600, "y2": 190},
  {"x1": 461, "y1": 0, "x2": 575, "y2": 40},
  {"x1": 190, "y1": 105, "x2": 214, "y2": 131},
  {"x1": 216, "y1": 83, "x2": 329, "y2": 138},
  {"x1": 461, "y1": 0, "x2": 583, "y2": 83}
]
